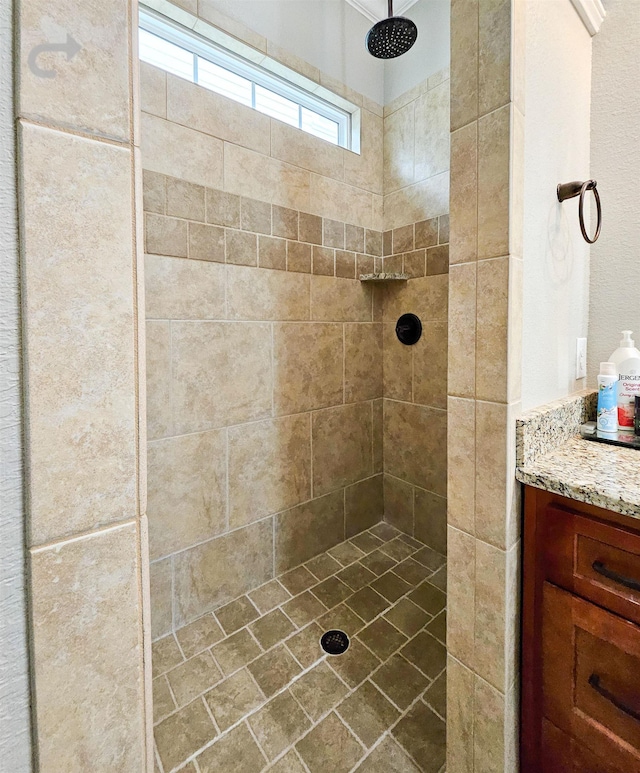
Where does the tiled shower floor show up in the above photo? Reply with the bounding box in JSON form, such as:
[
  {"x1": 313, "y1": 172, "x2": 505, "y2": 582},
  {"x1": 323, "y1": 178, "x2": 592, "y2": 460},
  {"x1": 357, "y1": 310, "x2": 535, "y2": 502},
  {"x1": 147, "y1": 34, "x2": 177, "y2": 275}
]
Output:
[{"x1": 152, "y1": 523, "x2": 447, "y2": 773}]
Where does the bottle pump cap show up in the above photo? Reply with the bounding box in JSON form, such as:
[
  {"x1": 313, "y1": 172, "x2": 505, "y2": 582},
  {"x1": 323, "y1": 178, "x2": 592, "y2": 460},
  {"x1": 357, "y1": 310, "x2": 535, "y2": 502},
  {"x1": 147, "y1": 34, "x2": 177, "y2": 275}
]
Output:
[
  {"x1": 600, "y1": 362, "x2": 617, "y2": 376},
  {"x1": 620, "y1": 330, "x2": 635, "y2": 347}
]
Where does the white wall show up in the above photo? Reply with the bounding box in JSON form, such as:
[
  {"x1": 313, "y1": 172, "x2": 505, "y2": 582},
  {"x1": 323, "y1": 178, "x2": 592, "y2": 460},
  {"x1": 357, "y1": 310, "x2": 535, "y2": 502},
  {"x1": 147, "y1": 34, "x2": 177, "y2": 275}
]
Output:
[
  {"x1": 587, "y1": 0, "x2": 640, "y2": 383},
  {"x1": 521, "y1": 0, "x2": 592, "y2": 411},
  {"x1": 198, "y1": 0, "x2": 450, "y2": 107},
  {"x1": 201, "y1": 0, "x2": 386, "y2": 103},
  {"x1": 0, "y1": 0, "x2": 31, "y2": 769},
  {"x1": 383, "y1": 0, "x2": 450, "y2": 104}
]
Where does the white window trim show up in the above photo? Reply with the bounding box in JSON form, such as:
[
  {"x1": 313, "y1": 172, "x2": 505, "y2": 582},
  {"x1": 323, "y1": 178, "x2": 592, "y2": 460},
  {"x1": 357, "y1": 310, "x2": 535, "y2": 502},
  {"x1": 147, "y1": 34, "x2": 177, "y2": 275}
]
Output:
[{"x1": 139, "y1": 6, "x2": 359, "y2": 151}]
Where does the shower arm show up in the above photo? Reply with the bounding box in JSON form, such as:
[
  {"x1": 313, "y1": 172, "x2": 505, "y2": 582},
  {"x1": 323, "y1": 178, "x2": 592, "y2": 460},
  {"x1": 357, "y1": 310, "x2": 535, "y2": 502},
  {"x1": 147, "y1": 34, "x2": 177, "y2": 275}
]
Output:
[{"x1": 388, "y1": 0, "x2": 393, "y2": 17}]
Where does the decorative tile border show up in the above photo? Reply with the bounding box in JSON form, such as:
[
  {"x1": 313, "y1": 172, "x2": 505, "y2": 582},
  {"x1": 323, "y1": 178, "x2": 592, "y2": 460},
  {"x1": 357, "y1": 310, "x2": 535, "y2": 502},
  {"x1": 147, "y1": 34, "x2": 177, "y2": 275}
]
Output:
[
  {"x1": 382, "y1": 216, "x2": 450, "y2": 279},
  {"x1": 143, "y1": 170, "x2": 383, "y2": 279}
]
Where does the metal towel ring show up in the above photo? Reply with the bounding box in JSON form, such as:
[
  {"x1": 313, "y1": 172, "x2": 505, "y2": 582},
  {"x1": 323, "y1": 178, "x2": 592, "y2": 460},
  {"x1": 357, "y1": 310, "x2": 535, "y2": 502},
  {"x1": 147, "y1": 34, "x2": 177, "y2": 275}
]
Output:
[{"x1": 557, "y1": 179, "x2": 602, "y2": 244}]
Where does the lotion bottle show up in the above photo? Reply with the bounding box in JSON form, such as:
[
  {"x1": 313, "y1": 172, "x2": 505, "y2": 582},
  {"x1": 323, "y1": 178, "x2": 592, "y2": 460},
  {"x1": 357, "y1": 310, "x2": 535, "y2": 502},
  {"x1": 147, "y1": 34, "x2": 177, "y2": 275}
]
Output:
[
  {"x1": 609, "y1": 331, "x2": 640, "y2": 430},
  {"x1": 597, "y1": 362, "x2": 618, "y2": 434}
]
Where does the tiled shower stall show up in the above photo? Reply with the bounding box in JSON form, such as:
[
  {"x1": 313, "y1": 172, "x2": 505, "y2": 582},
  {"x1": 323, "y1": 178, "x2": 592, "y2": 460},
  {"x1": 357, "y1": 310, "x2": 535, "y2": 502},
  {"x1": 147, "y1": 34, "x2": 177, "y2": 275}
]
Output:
[{"x1": 142, "y1": 9, "x2": 450, "y2": 769}]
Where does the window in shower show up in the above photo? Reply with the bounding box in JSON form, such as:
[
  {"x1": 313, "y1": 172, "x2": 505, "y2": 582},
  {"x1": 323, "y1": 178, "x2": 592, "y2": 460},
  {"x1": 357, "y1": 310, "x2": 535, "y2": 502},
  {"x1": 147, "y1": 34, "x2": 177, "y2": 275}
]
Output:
[{"x1": 139, "y1": 11, "x2": 353, "y2": 149}]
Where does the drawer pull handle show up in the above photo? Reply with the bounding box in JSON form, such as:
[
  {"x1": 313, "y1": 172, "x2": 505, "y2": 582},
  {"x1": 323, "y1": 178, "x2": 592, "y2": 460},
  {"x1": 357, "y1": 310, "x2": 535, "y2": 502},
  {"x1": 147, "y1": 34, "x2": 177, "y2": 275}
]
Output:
[
  {"x1": 592, "y1": 560, "x2": 640, "y2": 592},
  {"x1": 588, "y1": 674, "x2": 640, "y2": 722}
]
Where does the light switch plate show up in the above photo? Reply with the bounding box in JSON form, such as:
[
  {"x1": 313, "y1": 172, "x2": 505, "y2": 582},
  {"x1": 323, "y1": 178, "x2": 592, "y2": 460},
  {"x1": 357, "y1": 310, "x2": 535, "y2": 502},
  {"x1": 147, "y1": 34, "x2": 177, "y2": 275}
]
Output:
[{"x1": 576, "y1": 337, "x2": 587, "y2": 379}]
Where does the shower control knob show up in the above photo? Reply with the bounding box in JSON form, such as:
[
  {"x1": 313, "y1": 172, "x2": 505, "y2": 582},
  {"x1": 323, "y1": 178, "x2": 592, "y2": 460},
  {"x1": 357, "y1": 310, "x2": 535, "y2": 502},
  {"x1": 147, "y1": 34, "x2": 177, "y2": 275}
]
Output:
[{"x1": 396, "y1": 313, "x2": 422, "y2": 345}]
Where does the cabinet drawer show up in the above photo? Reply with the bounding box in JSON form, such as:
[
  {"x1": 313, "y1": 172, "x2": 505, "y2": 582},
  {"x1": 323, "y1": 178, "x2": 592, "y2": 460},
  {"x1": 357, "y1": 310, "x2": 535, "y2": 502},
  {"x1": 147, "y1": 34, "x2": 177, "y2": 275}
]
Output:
[
  {"x1": 542, "y1": 719, "x2": 626, "y2": 773},
  {"x1": 542, "y1": 582, "x2": 640, "y2": 769},
  {"x1": 542, "y1": 504, "x2": 640, "y2": 624}
]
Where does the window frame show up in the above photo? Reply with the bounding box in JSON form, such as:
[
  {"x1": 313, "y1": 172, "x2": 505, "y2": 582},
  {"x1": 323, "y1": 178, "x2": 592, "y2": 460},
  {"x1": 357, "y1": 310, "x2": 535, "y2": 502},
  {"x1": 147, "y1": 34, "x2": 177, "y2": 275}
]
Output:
[{"x1": 139, "y1": 9, "x2": 353, "y2": 149}]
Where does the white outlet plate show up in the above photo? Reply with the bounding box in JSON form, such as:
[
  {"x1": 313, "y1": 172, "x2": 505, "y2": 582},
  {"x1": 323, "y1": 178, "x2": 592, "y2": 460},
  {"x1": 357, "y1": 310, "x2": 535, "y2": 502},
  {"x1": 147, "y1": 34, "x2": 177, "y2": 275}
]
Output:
[{"x1": 576, "y1": 337, "x2": 587, "y2": 379}]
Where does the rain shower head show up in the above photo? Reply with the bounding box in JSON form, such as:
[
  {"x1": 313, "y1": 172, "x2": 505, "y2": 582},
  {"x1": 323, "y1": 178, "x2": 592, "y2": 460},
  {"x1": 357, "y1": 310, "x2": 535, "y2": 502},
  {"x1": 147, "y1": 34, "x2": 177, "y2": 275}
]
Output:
[{"x1": 366, "y1": 0, "x2": 418, "y2": 59}]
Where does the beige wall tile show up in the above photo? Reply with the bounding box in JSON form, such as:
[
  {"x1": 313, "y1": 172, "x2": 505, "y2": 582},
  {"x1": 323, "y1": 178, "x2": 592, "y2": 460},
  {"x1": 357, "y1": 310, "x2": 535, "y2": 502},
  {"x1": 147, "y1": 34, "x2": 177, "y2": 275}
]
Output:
[
  {"x1": 259, "y1": 236, "x2": 287, "y2": 271},
  {"x1": 383, "y1": 274, "x2": 448, "y2": 325},
  {"x1": 477, "y1": 105, "x2": 510, "y2": 259},
  {"x1": 206, "y1": 188, "x2": 240, "y2": 228},
  {"x1": 224, "y1": 142, "x2": 310, "y2": 211},
  {"x1": 451, "y1": 0, "x2": 479, "y2": 131},
  {"x1": 143, "y1": 170, "x2": 166, "y2": 215},
  {"x1": 312, "y1": 245, "x2": 335, "y2": 276},
  {"x1": 448, "y1": 263, "x2": 477, "y2": 399},
  {"x1": 228, "y1": 414, "x2": 312, "y2": 527},
  {"x1": 140, "y1": 63, "x2": 167, "y2": 118},
  {"x1": 273, "y1": 323, "x2": 343, "y2": 415},
  {"x1": 19, "y1": 0, "x2": 130, "y2": 139},
  {"x1": 30, "y1": 523, "x2": 144, "y2": 772},
  {"x1": 309, "y1": 174, "x2": 374, "y2": 230},
  {"x1": 474, "y1": 540, "x2": 507, "y2": 691},
  {"x1": 345, "y1": 323, "x2": 383, "y2": 402},
  {"x1": 383, "y1": 103, "x2": 415, "y2": 194},
  {"x1": 146, "y1": 320, "x2": 172, "y2": 441},
  {"x1": 174, "y1": 519, "x2": 273, "y2": 625},
  {"x1": 414, "y1": 488, "x2": 447, "y2": 554},
  {"x1": 415, "y1": 81, "x2": 450, "y2": 182},
  {"x1": 273, "y1": 206, "x2": 299, "y2": 241},
  {"x1": 312, "y1": 402, "x2": 373, "y2": 497},
  {"x1": 287, "y1": 241, "x2": 312, "y2": 273},
  {"x1": 336, "y1": 250, "x2": 356, "y2": 279},
  {"x1": 166, "y1": 178, "x2": 205, "y2": 221},
  {"x1": 384, "y1": 173, "x2": 450, "y2": 232},
  {"x1": 475, "y1": 400, "x2": 520, "y2": 550},
  {"x1": 447, "y1": 397, "x2": 476, "y2": 535},
  {"x1": 373, "y1": 398, "x2": 383, "y2": 474},
  {"x1": 473, "y1": 675, "x2": 506, "y2": 773},
  {"x1": 450, "y1": 122, "x2": 478, "y2": 264},
  {"x1": 145, "y1": 254, "x2": 225, "y2": 320},
  {"x1": 383, "y1": 324, "x2": 412, "y2": 402},
  {"x1": 299, "y1": 212, "x2": 323, "y2": 245},
  {"x1": 446, "y1": 656, "x2": 475, "y2": 773},
  {"x1": 189, "y1": 222, "x2": 226, "y2": 263},
  {"x1": 383, "y1": 474, "x2": 413, "y2": 535},
  {"x1": 344, "y1": 109, "x2": 383, "y2": 195},
  {"x1": 476, "y1": 257, "x2": 509, "y2": 402},
  {"x1": 148, "y1": 430, "x2": 227, "y2": 561},
  {"x1": 275, "y1": 491, "x2": 345, "y2": 573},
  {"x1": 226, "y1": 229, "x2": 257, "y2": 267},
  {"x1": 447, "y1": 526, "x2": 475, "y2": 666},
  {"x1": 311, "y1": 276, "x2": 373, "y2": 322},
  {"x1": 478, "y1": 0, "x2": 511, "y2": 117},
  {"x1": 413, "y1": 319, "x2": 448, "y2": 409},
  {"x1": 271, "y1": 119, "x2": 345, "y2": 180},
  {"x1": 150, "y1": 558, "x2": 173, "y2": 640},
  {"x1": 167, "y1": 73, "x2": 270, "y2": 155},
  {"x1": 142, "y1": 113, "x2": 223, "y2": 189},
  {"x1": 227, "y1": 265, "x2": 310, "y2": 321},
  {"x1": 20, "y1": 124, "x2": 136, "y2": 545},
  {"x1": 172, "y1": 321, "x2": 272, "y2": 433},
  {"x1": 383, "y1": 400, "x2": 446, "y2": 496},
  {"x1": 345, "y1": 475, "x2": 384, "y2": 537},
  {"x1": 240, "y1": 197, "x2": 271, "y2": 235},
  {"x1": 146, "y1": 214, "x2": 188, "y2": 257},
  {"x1": 266, "y1": 40, "x2": 321, "y2": 83}
]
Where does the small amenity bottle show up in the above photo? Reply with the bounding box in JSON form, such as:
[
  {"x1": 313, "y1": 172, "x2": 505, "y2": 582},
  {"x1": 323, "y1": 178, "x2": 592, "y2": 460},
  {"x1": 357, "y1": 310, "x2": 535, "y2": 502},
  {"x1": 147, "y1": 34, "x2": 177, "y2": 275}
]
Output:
[
  {"x1": 597, "y1": 362, "x2": 618, "y2": 433},
  {"x1": 609, "y1": 331, "x2": 640, "y2": 430}
]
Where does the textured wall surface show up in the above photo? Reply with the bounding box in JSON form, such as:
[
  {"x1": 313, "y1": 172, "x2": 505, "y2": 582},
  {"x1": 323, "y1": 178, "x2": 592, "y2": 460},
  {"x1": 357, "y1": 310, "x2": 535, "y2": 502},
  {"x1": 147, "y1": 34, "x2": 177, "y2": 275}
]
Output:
[
  {"x1": 521, "y1": 0, "x2": 592, "y2": 410},
  {"x1": 0, "y1": 0, "x2": 31, "y2": 769},
  {"x1": 588, "y1": 0, "x2": 640, "y2": 382},
  {"x1": 142, "y1": 62, "x2": 386, "y2": 638},
  {"x1": 16, "y1": 0, "x2": 151, "y2": 767}
]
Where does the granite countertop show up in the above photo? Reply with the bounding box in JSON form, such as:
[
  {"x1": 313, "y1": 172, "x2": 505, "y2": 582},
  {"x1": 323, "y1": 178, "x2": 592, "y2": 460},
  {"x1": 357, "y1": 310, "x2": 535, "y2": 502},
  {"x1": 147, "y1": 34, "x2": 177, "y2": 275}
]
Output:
[{"x1": 515, "y1": 390, "x2": 640, "y2": 518}]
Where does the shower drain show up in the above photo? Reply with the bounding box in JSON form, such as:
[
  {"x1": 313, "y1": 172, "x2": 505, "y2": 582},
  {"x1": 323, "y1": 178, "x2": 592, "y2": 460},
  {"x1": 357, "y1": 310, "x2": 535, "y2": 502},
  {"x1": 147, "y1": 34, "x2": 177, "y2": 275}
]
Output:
[{"x1": 320, "y1": 629, "x2": 350, "y2": 655}]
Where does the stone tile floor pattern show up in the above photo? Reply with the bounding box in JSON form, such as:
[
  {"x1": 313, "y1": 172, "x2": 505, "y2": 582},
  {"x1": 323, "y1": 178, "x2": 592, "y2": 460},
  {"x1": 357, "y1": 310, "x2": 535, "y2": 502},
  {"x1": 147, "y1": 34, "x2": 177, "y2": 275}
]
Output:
[{"x1": 152, "y1": 522, "x2": 447, "y2": 773}]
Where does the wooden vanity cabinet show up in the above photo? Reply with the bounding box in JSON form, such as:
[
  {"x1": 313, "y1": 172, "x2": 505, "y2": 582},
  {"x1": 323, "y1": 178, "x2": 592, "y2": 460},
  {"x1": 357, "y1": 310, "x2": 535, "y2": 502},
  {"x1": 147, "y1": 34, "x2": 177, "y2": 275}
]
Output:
[{"x1": 521, "y1": 487, "x2": 640, "y2": 773}]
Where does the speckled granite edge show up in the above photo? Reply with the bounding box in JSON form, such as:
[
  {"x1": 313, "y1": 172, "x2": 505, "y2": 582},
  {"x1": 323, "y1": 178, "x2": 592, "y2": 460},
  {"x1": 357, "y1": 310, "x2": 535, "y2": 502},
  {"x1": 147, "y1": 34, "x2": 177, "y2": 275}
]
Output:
[
  {"x1": 359, "y1": 273, "x2": 409, "y2": 282},
  {"x1": 516, "y1": 436, "x2": 640, "y2": 518},
  {"x1": 515, "y1": 389, "x2": 597, "y2": 467}
]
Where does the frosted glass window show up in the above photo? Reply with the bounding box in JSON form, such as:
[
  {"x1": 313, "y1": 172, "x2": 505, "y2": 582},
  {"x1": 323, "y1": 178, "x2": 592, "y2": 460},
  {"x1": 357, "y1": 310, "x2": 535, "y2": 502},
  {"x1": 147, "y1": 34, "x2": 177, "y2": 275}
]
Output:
[
  {"x1": 139, "y1": 28, "x2": 193, "y2": 82},
  {"x1": 254, "y1": 86, "x2": 299, "y2": 127},
  {"x1": 138, "y1": 12, "x2": 353, "y2": 149},
  {"x1": 301, "y1": 108, "x2": 340, "y2": 145},
  {"x1": 197, "y1": 57, "x2": 253, "y2": 107}
]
